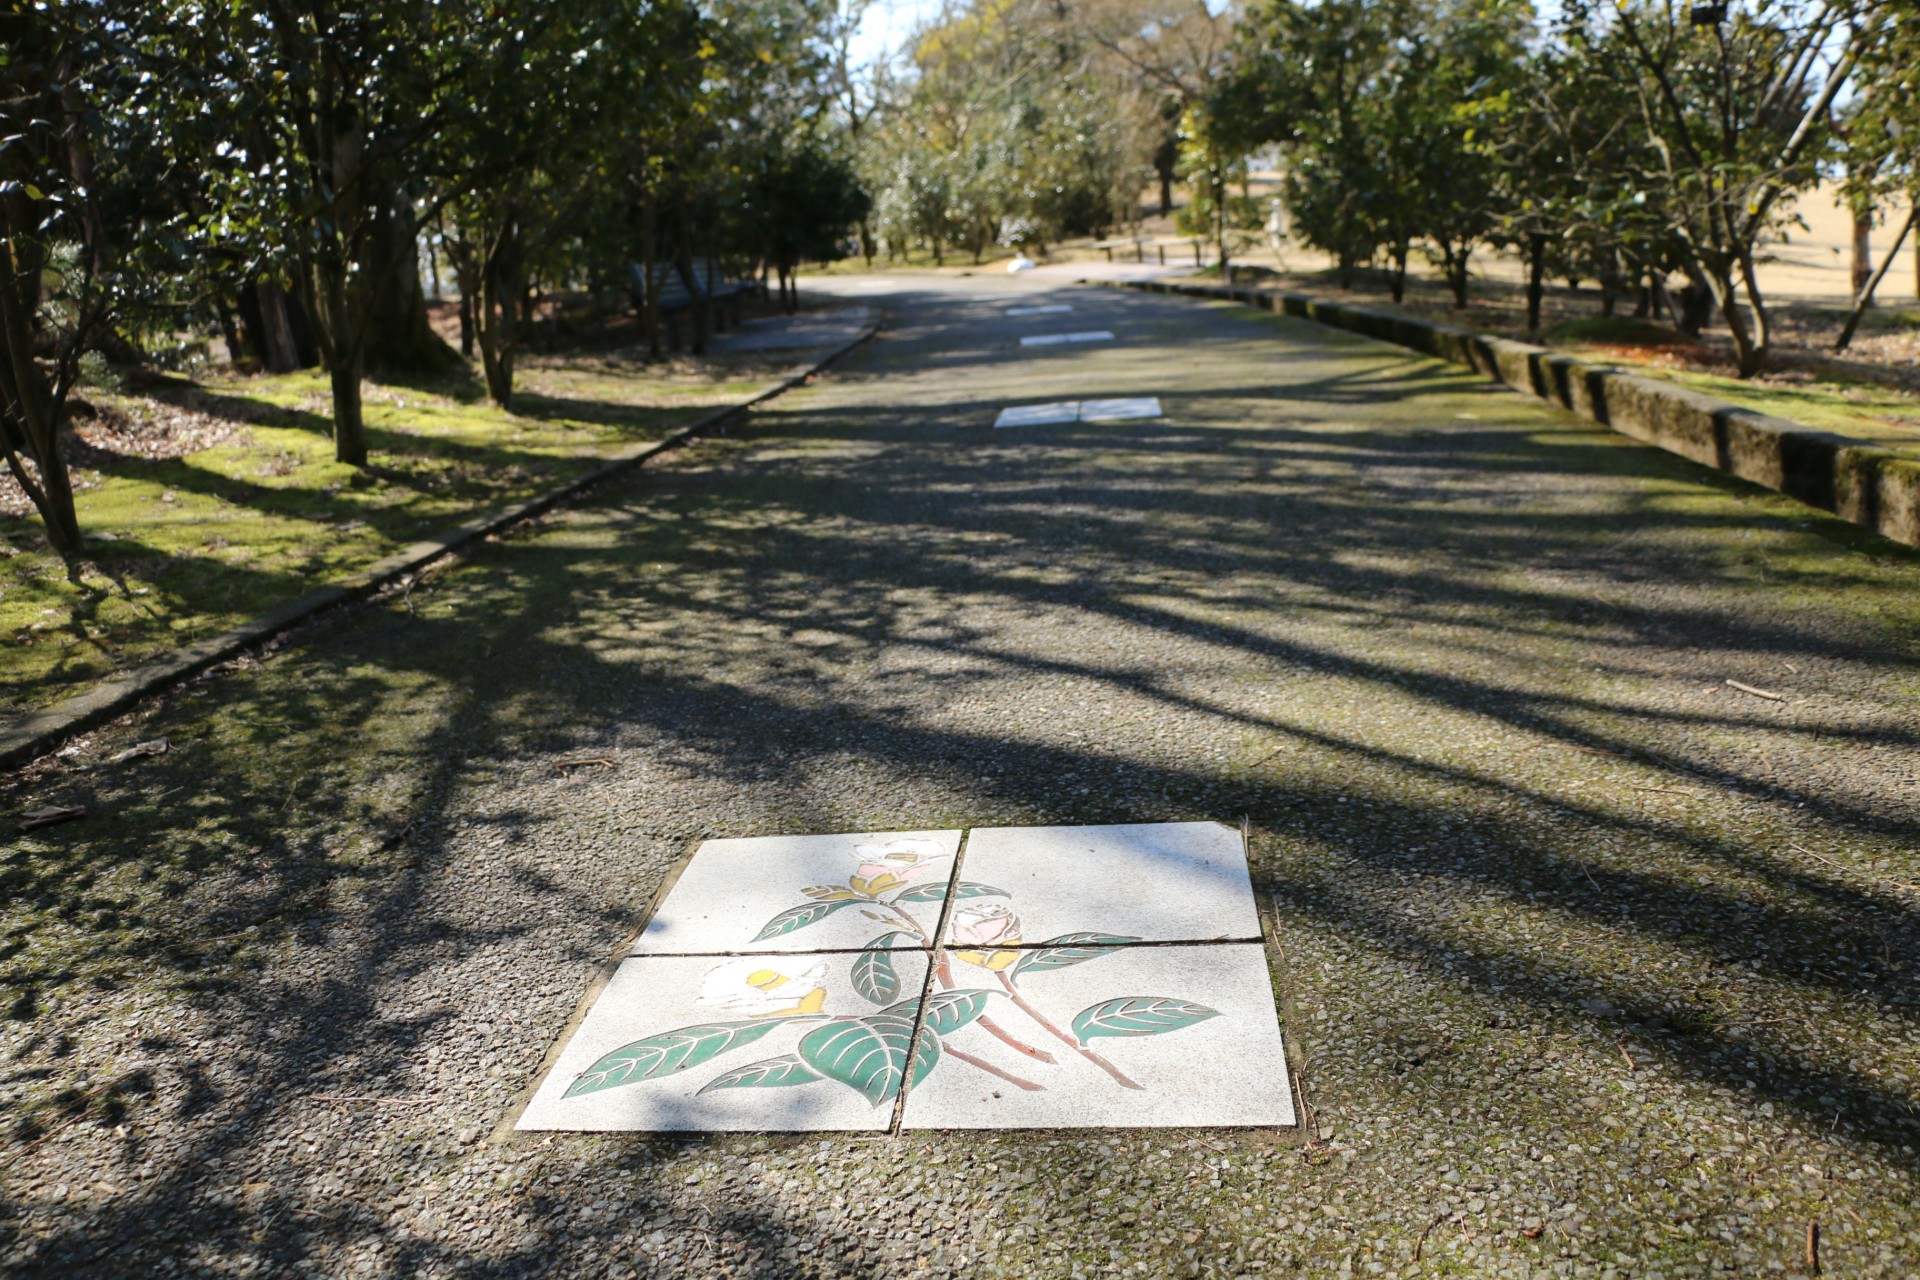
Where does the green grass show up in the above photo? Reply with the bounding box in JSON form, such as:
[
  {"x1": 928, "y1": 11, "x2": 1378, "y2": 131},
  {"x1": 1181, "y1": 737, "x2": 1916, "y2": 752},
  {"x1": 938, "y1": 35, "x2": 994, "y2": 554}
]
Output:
[{"x1": 1, "y1": 351, "x2": 796, "y2": 715}]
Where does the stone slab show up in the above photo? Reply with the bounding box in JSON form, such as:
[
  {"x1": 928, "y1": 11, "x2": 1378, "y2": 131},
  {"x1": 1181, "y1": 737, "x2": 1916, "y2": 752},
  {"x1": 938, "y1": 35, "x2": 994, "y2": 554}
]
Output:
[
  {"x1": 1007, "y1": 304, "x2": 1073, "y2": 316},
  {"x1": 633, "y1": 830, "x2": 961, "y2": 954},
  {"x1": 901, "y1": 943, "x2": 1293, "y2": 1129},
  {"x1": 995, "y1": 402, "x2": 1081, "y2": 428},
  {"x1": 944, "y1": 822, "x2": 1259, "y2": 945},
  {"x1": 1020, "y1": 331, "x2": 1115, "y2": 347},
  {"x1": 519, "y1": 951, "x2": 933, "y2": 1131},
  {"x1": 1080, "y1": 397, "x2": 1163, "y2": 422}
]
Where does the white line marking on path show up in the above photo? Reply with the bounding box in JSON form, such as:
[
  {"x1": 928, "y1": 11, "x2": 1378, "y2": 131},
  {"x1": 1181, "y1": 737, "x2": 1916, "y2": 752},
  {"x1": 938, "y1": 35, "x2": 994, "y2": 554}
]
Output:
[
  {"x1": 1080, "y1": 397, "x2": 1162, "y2": 422},
  {"x1": 1006, "y1": 304, "x2": 1073, "y2": 316},
  {"x1": 993, "y1": 397, "x2": 1162, "y2": 428},
  {"x1": 1019, "y1": 331, "x2": 1114, "y2": 347}
]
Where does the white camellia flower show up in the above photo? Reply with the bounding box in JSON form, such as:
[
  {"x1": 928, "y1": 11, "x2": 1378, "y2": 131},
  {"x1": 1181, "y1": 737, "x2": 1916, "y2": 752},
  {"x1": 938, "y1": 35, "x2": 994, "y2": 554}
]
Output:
[
  {"x1": 845, "y1": 837, "x2": 948, "y2": 896},
  {"x1": 949, "y1": 901, "x2": 1023, "y2": 971},
  {"x1": 697, "y1": 956, "x2": 830, "y2": 1018}
]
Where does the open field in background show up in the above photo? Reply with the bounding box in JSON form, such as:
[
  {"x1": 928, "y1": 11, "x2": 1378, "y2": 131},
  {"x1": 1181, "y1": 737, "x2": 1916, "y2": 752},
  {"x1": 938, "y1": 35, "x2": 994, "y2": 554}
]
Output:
[
  {"x1": 821, "y1": 179, "x2": 1920, "y2": 460},
  {"x1": 0, "y1": 345, "x2": 800, "y2": 716}
]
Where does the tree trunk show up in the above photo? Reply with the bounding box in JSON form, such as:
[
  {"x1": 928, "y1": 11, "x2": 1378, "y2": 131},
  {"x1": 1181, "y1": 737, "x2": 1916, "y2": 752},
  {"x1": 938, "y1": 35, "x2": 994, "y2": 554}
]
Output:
[
  {"x1": 1851, "y1": 202, "x2": 1874, "y2": 301},
  {"x1": 1676, "y1": 267, "x2": 1712, "y2": 335},
  {"x1": 1389, "y1": 243, "x2": 1407, "y2": 303},
  {"x1": 256, "y1": 282, "x2": 301, "y2": 373},
  {"x1": 1526, "y1": 234, "x2": 1546, "y2": 331},
  {"x1": 313, "y1": 260, "x2": 371, "y2": 465},
  {"x1": 675, "y1": 200, "x2": 708, "y2": 356},
  {"x1": 363, "y1": 188, "x2": 460, "y2": 374},
  {"x1": 1733, "y1": 248, "x2": 1773, "y2": 377},
  {"x1": 329, "y1": 356, "x2": 368, "y2": 466},
  {"x1": 0, "y1": 235, "x2": 84, "y2": 560},
  {"x1": 640, "y1": 187, "x2": 662, "y2": 359},
  {"x1": 858, "y1": 216, "x2": 875, "y2": 267},
  {"x1": 1837, "y1": 205, "x2": 1915, "y2": 352},
  {"x1": 476, "y1": 221, "x2": 522, "y2": 407},
  {"x1": 216, "y1": 297, "x2": 245, "y2": 363}
]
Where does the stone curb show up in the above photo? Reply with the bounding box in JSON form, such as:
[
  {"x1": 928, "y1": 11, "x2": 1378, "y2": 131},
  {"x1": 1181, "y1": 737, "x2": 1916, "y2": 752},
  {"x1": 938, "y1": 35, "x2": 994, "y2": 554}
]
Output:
[
  {"x1": 0, "y1": 319, "x2": 881, "y2": 772},
  {"x1": 1116, "y1": 279, "x2": 1920, "y2": 551}
]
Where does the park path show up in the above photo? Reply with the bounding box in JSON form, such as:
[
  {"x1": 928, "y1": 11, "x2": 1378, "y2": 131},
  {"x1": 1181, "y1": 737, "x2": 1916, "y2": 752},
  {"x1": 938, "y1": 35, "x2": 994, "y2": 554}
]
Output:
[{"x1": 3, "y1": 273, "x2": 1918, "y2": 1278}]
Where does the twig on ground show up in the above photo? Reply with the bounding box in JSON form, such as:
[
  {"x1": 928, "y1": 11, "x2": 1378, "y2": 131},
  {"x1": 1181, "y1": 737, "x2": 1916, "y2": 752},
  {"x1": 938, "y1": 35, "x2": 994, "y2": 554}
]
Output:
[
  {"x1": 1725, "y1": 679, "x2": 1786, "y2": 702},
  {"x1": 1618, "y1": 1040, "x2": 1638, "y2": 1071},
  {"x1": 1807, "y1": 1221, "x2": 1820, "y2": 1274},
  {"x1": 1413, "y1": 1212, "x2": 1445, "y2": 1262},
  {"x1": 553, "y1": 756, "x2": 616, "y2": 772},
  {"x1": 1789, "y1": 842, "x2": 1920, "y2": 894},
  {"x1": 307, "y1": 1095, "x2": 439, "y2": 1106}
]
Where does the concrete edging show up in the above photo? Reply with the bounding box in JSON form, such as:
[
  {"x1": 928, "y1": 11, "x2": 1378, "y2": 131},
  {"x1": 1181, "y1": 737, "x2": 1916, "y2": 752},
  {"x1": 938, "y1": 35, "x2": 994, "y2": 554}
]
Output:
[
  {"x1": 1119, "y1": 279, "x2": 1920, "y2": 550},
  {"x1": 1, "y1": 319, "x2": 881, "y2": 772}
]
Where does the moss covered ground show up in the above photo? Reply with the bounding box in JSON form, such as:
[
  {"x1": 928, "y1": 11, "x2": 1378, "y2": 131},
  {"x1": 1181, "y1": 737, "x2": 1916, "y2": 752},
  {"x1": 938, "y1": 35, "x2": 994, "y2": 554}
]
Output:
[{"x1": 1, "y1": 351, "x2": 796, "y2": 715}]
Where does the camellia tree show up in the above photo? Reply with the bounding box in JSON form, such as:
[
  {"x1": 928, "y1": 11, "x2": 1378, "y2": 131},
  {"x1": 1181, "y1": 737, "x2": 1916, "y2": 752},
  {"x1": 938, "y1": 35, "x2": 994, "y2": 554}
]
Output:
[
  {"x1": 1602, "y1": 0, "x2": 1884, "y2": 376},
  {"x1": 131, "y1": 0, "x2": 500, "y2": 465},
  {"x1": 0, "y1": 5, "x2": 174, "y2": 564}
]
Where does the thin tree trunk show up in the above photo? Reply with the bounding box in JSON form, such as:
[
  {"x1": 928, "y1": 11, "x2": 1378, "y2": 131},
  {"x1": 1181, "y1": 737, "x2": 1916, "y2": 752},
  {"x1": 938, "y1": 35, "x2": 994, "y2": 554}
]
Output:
[
  {"x1": 329, "y1": 356, "x2": 367, "y2": 467},
  {"x1": 1851, "y1": 202, "x2": 1874, "y2": 300},
  {"x1": 1836, "y1": 204, "x2": 1915, "y2": 352},
  {"x1": 1526, "y1": 234, "x2": 1546, "y2": 331},
  {"x1": 640, "y1": 187, "x2": 662, "y2": 359},
  {"x1": 257, "y1": 282, "x2": 300, "y2": 373}
]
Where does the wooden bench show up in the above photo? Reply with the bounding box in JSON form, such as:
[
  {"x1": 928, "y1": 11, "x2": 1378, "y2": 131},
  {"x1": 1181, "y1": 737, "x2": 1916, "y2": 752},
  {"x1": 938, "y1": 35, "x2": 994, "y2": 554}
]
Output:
[{"x1": 627, "y1": 259, "x2": 758, "y2": 348}]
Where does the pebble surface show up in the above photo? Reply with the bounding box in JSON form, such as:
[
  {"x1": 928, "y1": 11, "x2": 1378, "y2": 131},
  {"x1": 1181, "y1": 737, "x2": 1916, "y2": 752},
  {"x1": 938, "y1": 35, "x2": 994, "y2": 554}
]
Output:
[{"x1": 3, "y1": 274, "x2": 1917, "y2": 1278}]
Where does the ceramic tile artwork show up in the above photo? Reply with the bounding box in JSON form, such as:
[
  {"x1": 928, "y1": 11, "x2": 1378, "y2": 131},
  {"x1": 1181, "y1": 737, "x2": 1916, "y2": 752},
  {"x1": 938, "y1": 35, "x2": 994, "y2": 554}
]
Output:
[
  {"x1": 519, "y1": 823, "x2": 1293, "y2": 1133},
  {"x1": 943, "y1": 822, "x2": 1261, "y2": 945},
  {"x1": 994, "y1": 402, "x2": 1082, "y2": 428},
  {"x1": 518, "y1": 951, "x2": 933, "y2": 1131},
  {"x1": 1079, "y1": 397, "x2": 1163, "y2": 422},
  {"x1": 1019, "y1": 331, "x2": 1116, "y2": 347},
  {"x1": 631, "y1": 830, "x2": 962, "y2": 954},
  {"x1": 1007, "y1": 304, "x2": 1073, "y2": 316},
  {"x1": 900, "y1": 943, "x2": 1293, "y2": 1129}
]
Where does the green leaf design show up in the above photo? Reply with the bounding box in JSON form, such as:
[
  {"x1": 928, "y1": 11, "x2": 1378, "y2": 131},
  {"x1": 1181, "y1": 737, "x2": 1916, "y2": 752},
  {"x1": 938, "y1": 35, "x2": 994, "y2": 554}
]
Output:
[
  {"x1": 915, "y1": 988, "x2": 993, "y2": 1036},
  {"x1": 565, "y1": 1019, "x2": 790, "y2": 1097},
  {"x1": 1071, "y1": 997, "x2": 1221, "y2": 1045},
  {"x1": 797, "y1": 1014, "x2": 931, "y2": 1107},
  {"x1": 851, "y1": 945, "x2": 905, "y2": 1005},
  {"x1": 696, "y1": 1053, "x2": 824, "y2": 1095},
  {"x1": 1010, "y1": 933, "x2": 1141, "y2": 978},
  {"x1": 892, "y1": 880, "x2": 1009, "y2": 904},
  {"x1": 753, "y1": 897, "x2": 864, "y2": 942}
]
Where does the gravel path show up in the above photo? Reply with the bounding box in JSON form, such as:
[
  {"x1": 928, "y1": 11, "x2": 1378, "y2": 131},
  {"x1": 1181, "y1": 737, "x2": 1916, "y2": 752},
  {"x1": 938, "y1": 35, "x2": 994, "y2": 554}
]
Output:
[{"x1": 4, "y1": 274, "x2": 1918, "y2": 1278}]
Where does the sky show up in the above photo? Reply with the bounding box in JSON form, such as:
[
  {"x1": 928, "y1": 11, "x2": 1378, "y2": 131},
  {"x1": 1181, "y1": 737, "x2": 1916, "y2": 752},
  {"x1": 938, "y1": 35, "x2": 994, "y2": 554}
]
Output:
[{"x1": 844, "y1": 0, "x2": 949, "y2": 71}]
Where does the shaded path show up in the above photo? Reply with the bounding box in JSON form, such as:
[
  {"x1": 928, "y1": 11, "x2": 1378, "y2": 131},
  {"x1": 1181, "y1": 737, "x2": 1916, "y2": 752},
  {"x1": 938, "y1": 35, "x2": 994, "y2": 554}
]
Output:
[{"x1": 3, "y1": 273, "x2": 1917, "y2": 1278}]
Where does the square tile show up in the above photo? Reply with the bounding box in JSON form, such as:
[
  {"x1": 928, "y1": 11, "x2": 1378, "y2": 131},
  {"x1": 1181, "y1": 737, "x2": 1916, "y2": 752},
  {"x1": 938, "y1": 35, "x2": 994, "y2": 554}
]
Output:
[
  {"x1": 1079, "y1": 397, "x2": 1162, "y2": 422},
  {"x1": 901, "y1": 943, "x2": 1292, "y2": 1129},
  {"x1": 994, "y1": 402, "x2": 1081, "y2": 428},
  {"x1": 1019, "y1": 330, "x2": 1115, "y2": 347},
  {"x1": 943, "y1": 822, "x2": 1260, "y2": 945},
  {"x1": 519, "y1": 952, "x2": 934, "y2": 1131},
  {"x1": 633, "y1": 830, "x2": 961, "y2": 954},
  {"x1": 1006, "y1": 304, "x2": 1073, "y2": 316}
]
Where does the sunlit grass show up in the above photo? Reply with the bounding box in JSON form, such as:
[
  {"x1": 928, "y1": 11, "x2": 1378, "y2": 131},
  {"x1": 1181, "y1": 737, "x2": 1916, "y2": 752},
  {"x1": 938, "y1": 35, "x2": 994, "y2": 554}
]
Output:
[{"x1": 1, "y1": 356, "x2": 787, "y2": 714}]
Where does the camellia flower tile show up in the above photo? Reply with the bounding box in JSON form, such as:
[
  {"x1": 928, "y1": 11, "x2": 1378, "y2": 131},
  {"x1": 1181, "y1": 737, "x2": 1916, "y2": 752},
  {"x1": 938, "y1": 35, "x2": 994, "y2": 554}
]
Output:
[
  {"x1": 515, "y1": 822, "x2": 1294, "y2": 1133},
  {"x1": 943, "y1": 822, "x2": 1262, "y2": 945},
  {"x1": 631, "y1": 829, "x2": 962, "y2": 954},
  {"x1": 518, "y1": 951, "x2": 933, "y2": 1132}
]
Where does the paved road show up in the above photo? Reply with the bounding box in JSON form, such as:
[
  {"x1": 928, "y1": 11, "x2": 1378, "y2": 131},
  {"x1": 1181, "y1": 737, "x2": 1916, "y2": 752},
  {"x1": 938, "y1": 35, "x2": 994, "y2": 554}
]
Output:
[{"x1": 4, "y1": 274, "x2": 1918, "y2": 1278}]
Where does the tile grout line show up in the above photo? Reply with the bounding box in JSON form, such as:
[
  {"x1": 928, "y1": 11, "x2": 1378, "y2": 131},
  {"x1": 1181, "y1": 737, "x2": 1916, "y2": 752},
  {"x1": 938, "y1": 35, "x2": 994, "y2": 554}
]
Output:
[{"x1": 887, "y1": 827, "x2": 975, "y2": 1134}]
